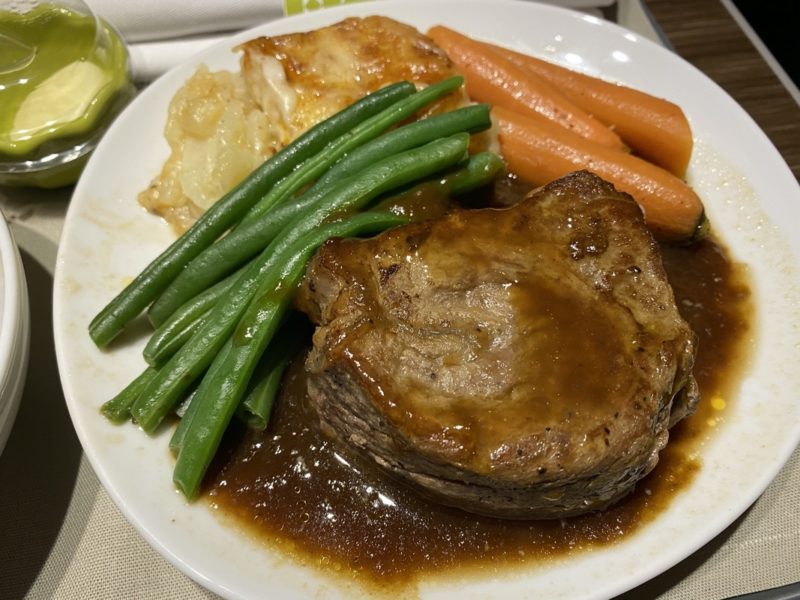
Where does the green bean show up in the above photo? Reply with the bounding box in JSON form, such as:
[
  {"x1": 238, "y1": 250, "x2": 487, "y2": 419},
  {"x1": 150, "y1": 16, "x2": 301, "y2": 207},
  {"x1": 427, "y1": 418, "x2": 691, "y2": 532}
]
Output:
[
  {"x1": 237, "y1": 355, "x2": 287, "y2": 431},
  {"x1": 143, "y1": 309, "x2": 207, "y2": 368},
  {"x1": 88, "y1": 81, "x2": 415, "y2": 347},
  {"x1": 446, "y1": 151, "x2": 506, "y2": 195},
  {"x1": 173, "y1": 212, "x2": 409, "y2": 499},
  {"x1": 174, "y1": 389, "x2": 194, "y2": 419},
  {"x1": 312, "y1": 104, "x2": 490, "y2": 191},
  {"x1": 382, "y1": 151, "x2": 505, "y2": 205},
  {"x1": 237, "y1": 315, "x2": 308, "y2": 430},
  {"x1": 169, "y1": 389, "x2": 198, "y2": 455},
  {"x1": 131, "y1": 135, "x2": 468, "y2": 435},
  {"x1": 241, "y1": 76, "x2": 464, "y2": 224},
  {"x1": 143, "y1": 265, "x2": 245, "y2": 366},
  {"x1": 147, "y1": 201, "x2": 307, "y2": 326},
  {"x1": 148, "y1": 102, "x2": 487, "y2": 323},
  {"x1": 100, "y1": 367, "x2": 158, "y2": 423},
  {"x1": 169, "y1": 341, "x2": 230, "y2": 455}
]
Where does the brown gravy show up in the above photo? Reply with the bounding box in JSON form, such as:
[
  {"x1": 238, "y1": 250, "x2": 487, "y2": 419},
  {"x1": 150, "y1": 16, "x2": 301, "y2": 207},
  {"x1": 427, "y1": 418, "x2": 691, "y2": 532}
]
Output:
[{"x1": 205, "y1": 184, "x2": 753, "y2": 589}]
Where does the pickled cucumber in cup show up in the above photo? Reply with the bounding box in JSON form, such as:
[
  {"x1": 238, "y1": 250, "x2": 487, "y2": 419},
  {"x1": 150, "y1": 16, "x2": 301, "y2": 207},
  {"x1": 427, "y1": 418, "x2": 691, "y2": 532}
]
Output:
[{"x1": 0, "y1": 1, "x2": 134, "y2": 187}]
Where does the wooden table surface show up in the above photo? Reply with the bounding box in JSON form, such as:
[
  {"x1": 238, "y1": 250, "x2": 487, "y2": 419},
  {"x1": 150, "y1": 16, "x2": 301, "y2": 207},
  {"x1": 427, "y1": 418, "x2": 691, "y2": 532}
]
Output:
[
  {"x1": 624, "y1": 2, "x2": 800, "y2": 598},
  {"x1": 647, "y1": 0, "x2": 800, "y2": 179}
]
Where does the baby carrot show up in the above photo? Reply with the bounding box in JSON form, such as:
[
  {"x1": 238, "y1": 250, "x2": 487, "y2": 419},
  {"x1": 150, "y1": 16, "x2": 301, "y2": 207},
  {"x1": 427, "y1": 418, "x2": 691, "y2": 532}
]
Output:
[
  {"x1": 427, "y1": 25, "x2": 625, "y2": 151},
  {"x1": 457, "y1": 32, "x2": 693, "y2": 177},
  {"x1": 493, "y1": 105, "x2": 705, "y2": 242}
]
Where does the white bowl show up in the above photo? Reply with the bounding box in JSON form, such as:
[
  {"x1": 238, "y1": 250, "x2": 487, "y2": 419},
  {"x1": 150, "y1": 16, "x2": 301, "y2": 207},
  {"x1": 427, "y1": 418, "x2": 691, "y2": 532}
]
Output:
[{"x1": 0, "y1": 208, "x2": 30, "y2": 455}]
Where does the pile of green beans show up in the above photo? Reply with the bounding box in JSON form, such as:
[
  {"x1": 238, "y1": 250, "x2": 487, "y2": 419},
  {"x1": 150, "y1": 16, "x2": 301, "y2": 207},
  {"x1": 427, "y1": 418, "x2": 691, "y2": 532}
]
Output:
[
  {"x1": 93, "y1": 77, "x2": 504, "y2": 499},
  {"x1": 90, "y1": 81, "x2": 417, "y2": 347},
  {"x1": 147, "y1": 104, "x2": 492, "y2": 324}
]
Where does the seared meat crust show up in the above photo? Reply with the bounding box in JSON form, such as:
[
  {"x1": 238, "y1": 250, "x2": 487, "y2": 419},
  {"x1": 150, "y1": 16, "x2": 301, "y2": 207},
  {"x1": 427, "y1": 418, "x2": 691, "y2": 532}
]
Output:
[{"x1": 297, "y1": 171, "x2": 698, "y2": 519}]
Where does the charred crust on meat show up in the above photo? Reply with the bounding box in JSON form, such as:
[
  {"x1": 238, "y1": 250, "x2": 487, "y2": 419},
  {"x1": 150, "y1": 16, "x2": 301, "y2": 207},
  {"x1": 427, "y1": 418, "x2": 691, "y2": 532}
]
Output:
[
  {"x1": 404, "y1": 230, "x2": 429, "y2": 251},
  {"x1": 378, "y1": 263, "x2": 401, "y2": 285},
  {"x1": 298, "y1": 171, "x2": 700, "y2": 519}
]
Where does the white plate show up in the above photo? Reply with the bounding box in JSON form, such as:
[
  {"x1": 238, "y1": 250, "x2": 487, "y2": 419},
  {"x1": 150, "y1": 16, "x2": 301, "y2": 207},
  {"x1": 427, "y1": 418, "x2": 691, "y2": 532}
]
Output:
[{"x1": 53, "y1": 1, "x2": 800, "y2": 598}]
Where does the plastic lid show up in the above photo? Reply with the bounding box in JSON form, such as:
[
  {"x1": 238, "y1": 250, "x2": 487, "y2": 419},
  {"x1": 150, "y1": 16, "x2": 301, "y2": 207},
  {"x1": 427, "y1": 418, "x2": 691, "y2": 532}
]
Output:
[{"x1": 0, "y1": 1, "x2": 133, "y2": 186}]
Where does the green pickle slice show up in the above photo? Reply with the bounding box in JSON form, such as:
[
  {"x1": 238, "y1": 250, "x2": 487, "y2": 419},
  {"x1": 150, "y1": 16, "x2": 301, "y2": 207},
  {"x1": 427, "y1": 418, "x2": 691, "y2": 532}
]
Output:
[{"x1": 0, "y1": 3, "x2": 132, "y2": 186}]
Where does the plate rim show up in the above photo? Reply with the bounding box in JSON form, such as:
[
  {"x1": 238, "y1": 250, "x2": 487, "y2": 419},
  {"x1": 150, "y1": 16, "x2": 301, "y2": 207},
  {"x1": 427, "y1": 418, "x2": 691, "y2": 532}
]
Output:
[{"x1": 53, "y1": 1, "x2": 800, "y2": 598}]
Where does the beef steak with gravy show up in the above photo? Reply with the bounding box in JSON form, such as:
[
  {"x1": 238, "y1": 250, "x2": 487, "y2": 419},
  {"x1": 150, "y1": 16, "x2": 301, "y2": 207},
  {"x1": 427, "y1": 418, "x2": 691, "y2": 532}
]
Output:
[{"x1": 296, "y1": 171, "x2": 699, "y2": 519}]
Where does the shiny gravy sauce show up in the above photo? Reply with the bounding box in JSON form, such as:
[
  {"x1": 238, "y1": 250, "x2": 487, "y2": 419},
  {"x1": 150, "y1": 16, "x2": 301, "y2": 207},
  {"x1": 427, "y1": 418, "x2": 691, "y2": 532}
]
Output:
[{"x1": 204, "y1": 177, "x2": 754, "y2": 589}]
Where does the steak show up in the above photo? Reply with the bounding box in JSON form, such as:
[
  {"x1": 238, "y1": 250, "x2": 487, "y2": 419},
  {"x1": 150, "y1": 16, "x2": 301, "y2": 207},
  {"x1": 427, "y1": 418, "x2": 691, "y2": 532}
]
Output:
[{"x1": 296, "y1": 171, "x2": 699, "y2": 519}]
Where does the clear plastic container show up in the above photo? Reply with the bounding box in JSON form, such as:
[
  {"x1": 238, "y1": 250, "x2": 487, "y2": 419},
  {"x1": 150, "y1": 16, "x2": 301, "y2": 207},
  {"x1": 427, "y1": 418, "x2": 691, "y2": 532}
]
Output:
[{"x1": 0, "y1": 0, "x2": 135, "y2": 188}]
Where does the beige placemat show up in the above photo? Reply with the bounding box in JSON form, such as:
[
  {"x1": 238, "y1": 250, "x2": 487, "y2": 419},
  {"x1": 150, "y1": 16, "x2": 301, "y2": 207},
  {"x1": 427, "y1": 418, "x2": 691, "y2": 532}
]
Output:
[{"x1": 0, "y1": 189, "x2": 215, "y2": 600}]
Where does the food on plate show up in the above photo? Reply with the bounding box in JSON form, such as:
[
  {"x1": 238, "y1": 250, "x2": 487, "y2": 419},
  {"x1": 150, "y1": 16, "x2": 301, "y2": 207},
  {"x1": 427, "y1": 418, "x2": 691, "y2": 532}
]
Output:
[
  {"x1": 71, "y1": 10, "x2": 764, "y2": 591},
  {"x1": 94, "y1": 14, "x2": 715, "y2": 525},
  {"x1": 427, "y1": 24, "x2": 704, "y2": 241},
  {"x1": 145, "y1": 103, "x2": 492, "y2": 326},
  {"x1": 493, "y1": 105, "x2": 705, "y2": 242},
  {"x1": 139, "y1": 16, "x2": 466, "y2": 233},
  {"x1": 426, "y1": 25, "x2": 625, "y2": 151},
  {"x1": 90, "y1": 79, "x2": 462, "y2": 347},
  {"x1": 137, "y1": 66, "x2": 276, "y2": 231},
  {"x1": 429, "y1": 25, "x2": 693, "y2": 177},
  {"x1": 297, "y1": 170, "x2": 698, "y2": 518},
  {"x1": 95, "y1": 76, "x2": 500, "y2": 499}
]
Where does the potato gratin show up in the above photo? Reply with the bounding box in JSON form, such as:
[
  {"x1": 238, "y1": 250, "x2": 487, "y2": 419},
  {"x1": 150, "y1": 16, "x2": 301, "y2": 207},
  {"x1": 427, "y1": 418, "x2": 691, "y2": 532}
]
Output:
[{"x1": 140, "y1": 16, "x2": 465, "y2": 233}]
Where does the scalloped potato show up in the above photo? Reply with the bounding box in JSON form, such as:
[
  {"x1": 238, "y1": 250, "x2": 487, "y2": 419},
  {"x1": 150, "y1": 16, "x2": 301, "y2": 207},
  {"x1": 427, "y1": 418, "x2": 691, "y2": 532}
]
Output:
[{"x1": 139, "y1": 16, "x2": 464, "y2": 234}]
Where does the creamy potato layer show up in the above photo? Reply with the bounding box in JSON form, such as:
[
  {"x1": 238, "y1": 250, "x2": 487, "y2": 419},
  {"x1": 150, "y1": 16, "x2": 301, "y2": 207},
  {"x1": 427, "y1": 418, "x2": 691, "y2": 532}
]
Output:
[
  {"x1": 139, "y1": 16, "x2": 464, "y2": 234},
  {"x1": 139, "y1": 67, "x2": 279, "y2": 233}
]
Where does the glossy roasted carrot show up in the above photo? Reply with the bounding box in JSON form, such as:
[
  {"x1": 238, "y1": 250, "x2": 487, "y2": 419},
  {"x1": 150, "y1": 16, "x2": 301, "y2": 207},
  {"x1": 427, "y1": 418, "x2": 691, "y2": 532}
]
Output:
[
  {"x1": 458, "y1": 32, "x2": 693, "y2": 177},
  {"x1": 428, "y1": 25, "x2": 625, "y2": 151},
  {"x1": 493, "y1": 105, "x2": 705, "y2": 242}
]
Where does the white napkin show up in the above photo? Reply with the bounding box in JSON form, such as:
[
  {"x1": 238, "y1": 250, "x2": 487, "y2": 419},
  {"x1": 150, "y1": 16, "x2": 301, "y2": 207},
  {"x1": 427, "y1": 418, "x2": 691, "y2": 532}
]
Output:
[
  {"x1": 87, "y1": 0, "x2": 285, "y2": 81},
  {"x1": 87, "y1": 0, "x2": 616, "y2": 82},
  {"x1": 87, "y1": 0, "x2": 285, "y2": 42}
]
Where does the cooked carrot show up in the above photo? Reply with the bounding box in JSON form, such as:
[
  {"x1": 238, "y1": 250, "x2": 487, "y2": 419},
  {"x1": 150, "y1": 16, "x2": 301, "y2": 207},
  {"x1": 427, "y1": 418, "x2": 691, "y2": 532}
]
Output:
[
  {"x1": 454, "y1": 31, "x2": 693, "y2": 177},
  {"x1": 493, "y1": 105, "x2": 704, "y2": 242},
  {"x1": 428, "y1": 25, "x2": 625, "y2": 151}
]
